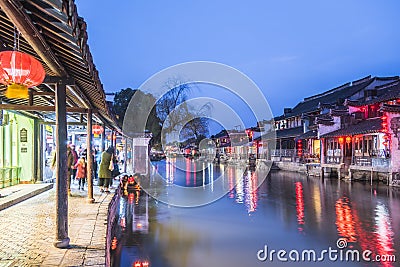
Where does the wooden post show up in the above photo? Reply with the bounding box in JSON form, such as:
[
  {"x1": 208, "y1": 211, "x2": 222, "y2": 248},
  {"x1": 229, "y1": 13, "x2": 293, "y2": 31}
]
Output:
[
  {"x1": 86, "y1": 109, "x2": 94, "y2": 203},
  {"x1": 111, "y1": 130, "x2": 115, "y2": 149},
  {"x1": 124, "y1": 136, "x2": 128, "y2": 173},
  {"x1": 54, "y1": 80, "x2": 70, "y2": 248},
  {"x1": 101, "y1": 124, "x2": 106, "y2": 152},
  {"x1": 113, "y1": 131, "x2": 117, "y2": 148}
]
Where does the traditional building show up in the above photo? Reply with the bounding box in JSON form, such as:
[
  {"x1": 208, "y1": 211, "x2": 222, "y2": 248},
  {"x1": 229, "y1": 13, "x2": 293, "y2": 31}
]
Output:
[
  {"x1": 259, "y1": 75, "x2": 400, "y2": 183},
  {"x1": 0, "y1": 1, "x2": 120, "y2": 188},
  {"x1": 319, "y1": 79, "x2": 400, "y2": 184}
]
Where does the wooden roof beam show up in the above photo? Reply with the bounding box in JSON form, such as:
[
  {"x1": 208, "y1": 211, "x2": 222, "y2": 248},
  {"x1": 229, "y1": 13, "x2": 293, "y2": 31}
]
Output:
[
  {"x1": 0, "y1": 103, "x2": 90, "y2": 113},
  {"x1": 0, "y1": 0, "x2": 67, "y2": 76}
]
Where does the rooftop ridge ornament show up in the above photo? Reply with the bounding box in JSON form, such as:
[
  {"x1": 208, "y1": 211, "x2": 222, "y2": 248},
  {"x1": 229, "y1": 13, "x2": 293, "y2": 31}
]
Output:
[{"x1": 0, "y1": 50, "x2": 45, "y2": 99}]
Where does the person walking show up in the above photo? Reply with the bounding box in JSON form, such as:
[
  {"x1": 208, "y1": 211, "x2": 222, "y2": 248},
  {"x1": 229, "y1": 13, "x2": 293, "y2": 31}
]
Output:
[
  {"x1": 70, "y1": 144, "x2": 78, "y2": 183},
  {"x1": 52, "y1": 145, "x2": 74, "y2": 196},
  {"x1": 74, "y1": 156, "x2": 87, "y2": 190},
  {"x1": 92, "y1": 148, "x2": 99, "y2": 181},
  {"x1": 98, "y1": 146, "x2": 114, "y2": 193}
]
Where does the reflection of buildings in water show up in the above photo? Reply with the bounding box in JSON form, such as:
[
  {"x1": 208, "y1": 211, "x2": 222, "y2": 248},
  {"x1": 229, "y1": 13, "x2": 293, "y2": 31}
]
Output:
[
  {"x1": 244, "y1": 170, "x2": 258, "y2": 213},
  {"x1": 235, "y1": 172, "x2": 244, "y2": 204},
  {"x1": 193, "y1": 161, "x2": 196, "y2": 185},
  {"x1": 295, "y1": 182, "x2": 305, "y2": 232},
  {"x1": 335, "y1": 197, "x2": 396, "y2": 264},
  {"x1": 312, "y1": 185, "x2": 322, "y2": 224},
  {"x1": 335, "y1": 197, "x2": 357, "y2": 242},
  {"x1": 208, "y1": 162, "x2": 214, "y2": 191},
  {"x1": 374, "y1": 202, "x2": 395, "y2": 266},
  {"x1": 228, "y1": 167, "x2": 235, "y2": 199},
  {"x1": 202, "y1": 163, "x2": 206, "y2": 188},
  {"x1": 165, "y1": 157, "x2": 176, "y2": 185},
  {"x1": 186, "y1": 158, "x2": 191, "y2": 186}
]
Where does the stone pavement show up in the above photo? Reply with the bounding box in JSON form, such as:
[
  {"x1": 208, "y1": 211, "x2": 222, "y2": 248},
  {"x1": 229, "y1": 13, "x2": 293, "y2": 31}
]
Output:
[
  {"x1": 0, "y1": 184, "x2": 54, "y2": 211},
  {"x1": 0, "y1": 181, "x2": 116, "y2": 267}
]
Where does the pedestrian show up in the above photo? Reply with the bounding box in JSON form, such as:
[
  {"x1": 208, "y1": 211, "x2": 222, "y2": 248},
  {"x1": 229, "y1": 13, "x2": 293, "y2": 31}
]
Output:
[
  {"x1": 98, "y1": 146, "x2": 114, "y2": 193},
  {"x1": 70, "y1": 144, "x2": 78, "y2": 182},
  {"x1": 75, "y1": 156, "x2": 87, "y2": 190},
  {"x1": 92, "y1": 148, "x2": 98, "y2": 180},
  {"x1": 51, "y1": 145, "x2": 74, "y2": 196}
]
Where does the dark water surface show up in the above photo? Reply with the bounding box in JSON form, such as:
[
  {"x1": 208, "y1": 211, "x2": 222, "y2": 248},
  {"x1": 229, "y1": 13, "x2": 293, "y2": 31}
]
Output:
[{"x1": 113, "y1": 158, "x2": 400, "y2": 267}]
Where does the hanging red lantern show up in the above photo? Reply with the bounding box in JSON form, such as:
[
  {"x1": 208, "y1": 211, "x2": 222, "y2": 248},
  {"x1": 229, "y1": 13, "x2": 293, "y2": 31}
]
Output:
[
  {"x1": 297, "y1": 139, "x2": 303, "y2": 157},
  {"x1": 0, "y1": 51, "x2": 45, "y2": 99},
  {"x1": 381, "y1": 113, "x2": 390, "y2": 147},
  {"x1": 338, "y1": 137, "x2": 344, "y2": 145},
  {"x1": 345, "y1": 136, "x2": 351, "y2": 144},
  {"x1": 92, "y1": 125, "x2": 104, "y2": 135}
]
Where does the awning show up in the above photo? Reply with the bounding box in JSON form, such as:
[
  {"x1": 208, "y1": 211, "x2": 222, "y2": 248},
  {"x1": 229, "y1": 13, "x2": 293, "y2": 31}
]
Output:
[
  {"x1": 296, "y1": 130, "x2": 318, "y2": 140},
  {"x1": 321, "y1": 118, "x2": 382, "y2": 138},
  {"x1": 254, "y1": 126, "x2": 302, "y2": 141},
  {"x1": 0, "y1": 0, "x2": 119, "y2": 130}
]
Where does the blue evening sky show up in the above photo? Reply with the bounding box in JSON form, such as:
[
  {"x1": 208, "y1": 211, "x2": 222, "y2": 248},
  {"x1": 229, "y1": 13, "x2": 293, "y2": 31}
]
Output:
[{"x1": 75, "y1": 0, "x2": 400, "y2": 120}]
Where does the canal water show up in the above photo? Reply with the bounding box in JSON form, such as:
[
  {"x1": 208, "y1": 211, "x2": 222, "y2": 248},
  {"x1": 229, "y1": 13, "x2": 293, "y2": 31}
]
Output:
[{"x1": 112, "y1": 158, "x2": 400, "y2": 267}]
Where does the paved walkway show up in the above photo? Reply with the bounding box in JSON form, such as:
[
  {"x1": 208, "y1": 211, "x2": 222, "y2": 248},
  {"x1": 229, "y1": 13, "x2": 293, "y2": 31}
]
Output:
[{"x1": 0, "y1": 181, "x2": 116, "y2": 267}]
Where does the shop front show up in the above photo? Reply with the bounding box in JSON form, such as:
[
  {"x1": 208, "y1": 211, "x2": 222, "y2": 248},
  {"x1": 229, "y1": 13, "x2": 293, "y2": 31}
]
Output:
[{"x1": 0, "y1": 111, "x2": 36, "y2": 188}]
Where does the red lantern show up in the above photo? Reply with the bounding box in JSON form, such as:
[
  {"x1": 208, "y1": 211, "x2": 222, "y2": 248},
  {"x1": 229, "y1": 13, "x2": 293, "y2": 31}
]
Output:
[
  {"x1": 0, "y1": 51, "x2": 45, "y2": 99},
  {"x1": 381, "y1": 113, "x2": 390, "y2": 147},
  {"x1": 297, "y1": 139, "x2": 303, "y2": 157},
  {"x1": 345, "y1": 136, "x2": 351, "y2": 144},
  {"x1": 92, "y1": 125, "x2": 104, "y2": 135},
  {"x1": 111, "y1": 237, "x2": 118, "y2": 250},
  {"x1": 338, "y1": 137, "x2": 344, "y2": 145}
]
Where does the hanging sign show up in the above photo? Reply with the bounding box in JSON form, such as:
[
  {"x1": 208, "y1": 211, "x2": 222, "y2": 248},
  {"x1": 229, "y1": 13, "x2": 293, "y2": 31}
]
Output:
[{"x1": 20, "y1": 128, "x2": 28, "y2": 142}]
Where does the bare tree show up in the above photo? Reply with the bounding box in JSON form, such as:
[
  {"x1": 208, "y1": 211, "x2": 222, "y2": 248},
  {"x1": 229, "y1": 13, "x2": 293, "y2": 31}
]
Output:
[
  {"x1": 156, "y1": 78, "x2": 213, "y2": 145},
  {"x1": 179, "y1": 117, "x2": 210, "y2": 142}
]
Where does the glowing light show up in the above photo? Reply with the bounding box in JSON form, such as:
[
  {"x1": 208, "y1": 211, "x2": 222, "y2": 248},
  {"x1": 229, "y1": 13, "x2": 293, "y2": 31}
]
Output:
[
  {"x1": 128, "y1": 193, "x2": 134, "y2": 204},
  {"x1": 338, "y1": 137, "x2": 344, "y2": 145},
  {"x1": 111, "y1": 237, "x2": 118, "y2": 250},
  {"x1": 297, "y1": 140, "x2": 303, "y2": 157},
  {"x1": 345, "y1": 136, "x2": 351, "y2": 144},
  {"x1": 186, "y1": 158, "x2": 191, "y2": 186},
  {"x1": 295, "y1": 182, "x2": 304, "y2": 231},
  {"x1": 374, "y1": 202, "x2": 395, "y2": 267},
  {"x1": 335, "y1": 197, "x2": 357, "y2": 242},
  {"x1": 0, "y1": 51, "x2": 45, "y2": 99}
]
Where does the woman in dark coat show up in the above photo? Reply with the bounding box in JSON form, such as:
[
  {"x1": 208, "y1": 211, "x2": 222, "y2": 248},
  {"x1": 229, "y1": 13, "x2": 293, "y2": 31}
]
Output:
[{"x1": 98, "y1": 146, "x2": 114, "y2": 193}]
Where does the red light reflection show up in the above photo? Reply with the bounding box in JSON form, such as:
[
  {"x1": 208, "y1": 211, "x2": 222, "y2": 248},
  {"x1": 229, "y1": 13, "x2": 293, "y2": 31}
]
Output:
[{"x1": 295, "y1": 182, "x2": 304, "y2": 231}]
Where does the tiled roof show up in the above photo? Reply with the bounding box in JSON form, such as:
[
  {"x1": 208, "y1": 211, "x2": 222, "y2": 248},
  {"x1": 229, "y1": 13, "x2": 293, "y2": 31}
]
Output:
[
  {"x1": 0, "y1": 0, "x2": 118, "y2": 129},
  {"x1": 285, "y1": 76, "x2": 373, "y2": 117},
  {"x1": 296, "y1": 130, "x2": 318, "y2": 140},
  {"x1": 321, "y1": 118, "x2": 382, "y2": 138},
  {"x1": 316, "y1": 114, "x2": 334, "y2": 125},
  {"x1": 257, "y1": 126, "x2": 303, "y2": 141},
  {"x1": 381, "y1": 103, "x2": 400, "y2": 113},
  {"x1": 276, "y1": 126, "x2": 303, "y2": 138},
  {"x1": 346, "y1": 81, "x2": 400, "y2": 107}
]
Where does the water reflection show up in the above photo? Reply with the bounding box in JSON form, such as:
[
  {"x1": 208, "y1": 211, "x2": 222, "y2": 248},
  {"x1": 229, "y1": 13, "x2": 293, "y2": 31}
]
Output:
[
  {"x1": 295, "y1": 182, "x2": 305, "y2": 232},
  {"x1": 114, "y1": 163, "x2": 400, "y2": 267},
  {"x1": 374, "y1": 202, "x2": 395, "y2": 267}
]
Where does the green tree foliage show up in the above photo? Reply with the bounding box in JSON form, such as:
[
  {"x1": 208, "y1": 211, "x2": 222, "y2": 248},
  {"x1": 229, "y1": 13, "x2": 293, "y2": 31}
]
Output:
[
  {"x1": 113, "y1": 88, "x2": 162, "y2": 145},
  {"x1": 113, "y1": 88, "x2": 136, "y2": 126}
]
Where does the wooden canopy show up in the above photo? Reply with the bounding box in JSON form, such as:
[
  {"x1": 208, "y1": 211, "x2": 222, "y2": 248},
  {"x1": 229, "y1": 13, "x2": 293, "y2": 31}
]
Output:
[{"x1": 0, "y1": 0, "x2": 118, "y2": 129}]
